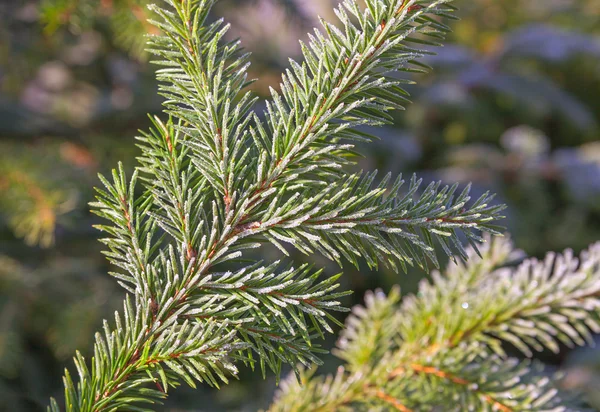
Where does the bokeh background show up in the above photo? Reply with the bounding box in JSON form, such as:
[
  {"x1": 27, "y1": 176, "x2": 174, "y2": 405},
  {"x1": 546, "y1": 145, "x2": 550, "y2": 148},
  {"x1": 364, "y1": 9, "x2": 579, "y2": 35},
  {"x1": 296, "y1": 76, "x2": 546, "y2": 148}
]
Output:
[{"x1": 1, "y1": 0, "x2": 599, "y2": 410}]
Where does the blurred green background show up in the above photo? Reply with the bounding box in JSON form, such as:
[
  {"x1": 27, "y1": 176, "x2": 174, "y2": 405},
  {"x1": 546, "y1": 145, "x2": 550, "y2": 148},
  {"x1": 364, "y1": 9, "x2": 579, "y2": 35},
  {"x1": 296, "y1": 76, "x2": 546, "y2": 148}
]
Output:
[{"x1": 1, "y1": 0, "x2": 599, "y2": 410}]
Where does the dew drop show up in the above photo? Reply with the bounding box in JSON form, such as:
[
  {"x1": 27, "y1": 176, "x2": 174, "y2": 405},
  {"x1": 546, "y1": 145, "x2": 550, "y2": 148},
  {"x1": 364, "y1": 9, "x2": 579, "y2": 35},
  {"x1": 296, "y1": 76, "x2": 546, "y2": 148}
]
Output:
[{"x1": 462, "y1": 302, "x2": 470, "y2": 309}]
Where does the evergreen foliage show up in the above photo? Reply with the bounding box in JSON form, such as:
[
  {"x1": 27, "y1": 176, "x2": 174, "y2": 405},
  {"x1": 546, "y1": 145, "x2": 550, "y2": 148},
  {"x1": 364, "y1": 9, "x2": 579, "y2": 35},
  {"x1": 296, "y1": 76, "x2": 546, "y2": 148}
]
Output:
[
  {"x1": 41, "y1": 0, "x2": 158, "y2": 57},
  {"x1": 270, "y1": 236, "x2": 600, "y2": 411},
  {"x1": 48, "y1": 0, "x2": 510, "y2": 409},
  {"x1": 0, "y1": 143, "x2": 77, "y2": 247}
]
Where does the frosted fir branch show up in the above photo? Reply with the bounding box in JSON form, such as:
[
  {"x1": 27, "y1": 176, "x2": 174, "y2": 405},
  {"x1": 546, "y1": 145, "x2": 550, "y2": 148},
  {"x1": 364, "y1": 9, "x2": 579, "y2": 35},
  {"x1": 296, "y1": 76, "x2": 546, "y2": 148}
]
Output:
[
  {"x1": 270, "y1": 355, "x2": 570, "y2": 412},
  {"x1": 57, "y1": 295, "x2": 244, "y2": 412},
  {"x1": 56, "y1": 161, "x2": 348, "y2": 411},
  {"x1": 91, "y1": 163, "x2": 157, "y2": 293},
  {"x1": 398, "y1": 238, "x2": 600, "y2": 358},
  {"x1": 50, "y1": 237, "x2": 345, "y2": 410},
  {"x1": 249, "y1": 0, "x2": 457, "y2": 194},
  {"x1": 136, "y1": 116, "x2": 211, "y2": 265},
  {"x1": 253, "y1": 172, "x2": 505, "y2": 272},
  {"x1": 270, "y1": 238, "x2": 600, "y2": 411},
  {"x1": 50, "y1": 0, "x2": 511, "y2": 410},
  {"x1": 147, "y1": 0, "x2": 256, "y2": 198},
  {"x1": 191, "y1": 262, "x2": 351, "y2": 339}
]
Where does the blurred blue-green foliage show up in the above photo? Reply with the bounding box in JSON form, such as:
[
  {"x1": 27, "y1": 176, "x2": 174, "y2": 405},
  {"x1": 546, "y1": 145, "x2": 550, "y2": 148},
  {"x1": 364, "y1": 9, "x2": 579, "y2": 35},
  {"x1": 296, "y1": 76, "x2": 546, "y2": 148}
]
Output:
[{"x1": 0, "y1": 0, "x2": 598, "y2": 410}]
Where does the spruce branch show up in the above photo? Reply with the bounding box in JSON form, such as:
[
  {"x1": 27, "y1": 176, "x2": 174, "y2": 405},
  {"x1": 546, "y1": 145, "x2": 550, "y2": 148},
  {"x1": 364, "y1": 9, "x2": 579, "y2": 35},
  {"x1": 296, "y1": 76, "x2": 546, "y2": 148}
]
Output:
[
  {"x1": 49, "y1": 0, "x2": 510, "y2": 410},
  {"x1": 253, "y1": 0, "x2": 456, "y2": 185},
  {"x1": 146, "y1": 0, "x2": 256, "y2": 199},
  {"x1": 270, "y1": 237, "x2": 600, "y2": 411},
  {"x1": 253, "y1": 172, "x2": 504, "y2": 272}
]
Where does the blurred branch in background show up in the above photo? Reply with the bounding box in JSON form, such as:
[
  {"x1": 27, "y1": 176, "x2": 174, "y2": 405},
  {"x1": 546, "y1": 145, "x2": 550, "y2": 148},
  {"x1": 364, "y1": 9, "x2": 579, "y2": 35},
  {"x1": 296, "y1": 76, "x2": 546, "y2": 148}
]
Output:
[
  {"x1": 40, "y1": 0, "x2": 158, "y2": 58},
  {"x1": 0, "y1": 0, "x2": 598, "y2": 410},
  {"x1": 0, "y1": 142, "x2": 83, "y2": 247}
]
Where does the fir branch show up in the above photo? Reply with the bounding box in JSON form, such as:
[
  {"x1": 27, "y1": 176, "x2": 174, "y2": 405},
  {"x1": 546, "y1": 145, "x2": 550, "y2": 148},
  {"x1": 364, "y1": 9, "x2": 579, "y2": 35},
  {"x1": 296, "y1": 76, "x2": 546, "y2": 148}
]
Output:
[
  {"x1": 270, "y1": 237, "x2": 600, "y2": 411},
  {"x1": 253, "y1": 172, "x2": 505, "y2": 272},
  {"x1": 398, "y1": 236, "x2": 600, "y2": 358},
  {"x1": 91, "y1": 164, "x2": 157, "y2": 293},
  {"x1": 249, "y1": 0, "x2": 457, "y2": 193},
  {"x1": 49, "y1": 0, "x2": 511, "y2": 410},
  {"x1": 147, "y1": 0, "x2": 256, "y2": 199}
]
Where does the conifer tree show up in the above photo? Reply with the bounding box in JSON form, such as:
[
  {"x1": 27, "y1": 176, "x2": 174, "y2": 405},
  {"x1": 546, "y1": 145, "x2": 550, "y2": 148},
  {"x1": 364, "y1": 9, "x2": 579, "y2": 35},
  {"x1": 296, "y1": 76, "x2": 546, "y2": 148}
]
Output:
[{"x1": 49, "y1": 0, "x2": 510, "y2": 410}]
